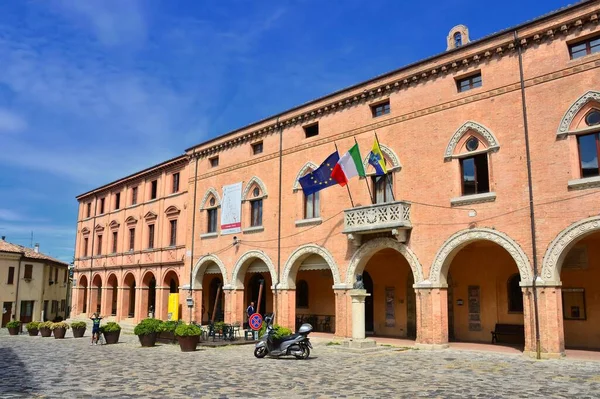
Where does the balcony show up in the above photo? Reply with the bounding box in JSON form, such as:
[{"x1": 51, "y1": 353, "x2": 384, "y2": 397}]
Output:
[{"x1": 343, "y1": 201, "x2": 412, "y2": 245}]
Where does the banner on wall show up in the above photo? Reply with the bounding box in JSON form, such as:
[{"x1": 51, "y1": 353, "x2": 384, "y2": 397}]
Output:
[
  {"x1": 220, "y1": 182, "x2": 243, "y2": 235},
  {"x1": 385, "y1": 287, "x2": 395, "y2": 327}
]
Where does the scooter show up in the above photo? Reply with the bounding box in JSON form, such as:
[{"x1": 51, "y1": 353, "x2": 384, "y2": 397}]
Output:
[{"x1": 254, "y1": 314, "x2": 313, "y2": 359}]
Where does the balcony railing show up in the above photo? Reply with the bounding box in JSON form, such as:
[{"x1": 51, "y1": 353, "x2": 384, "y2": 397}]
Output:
[{"x1": 343, "y1": 201, "x2": 412, "y2": 243}]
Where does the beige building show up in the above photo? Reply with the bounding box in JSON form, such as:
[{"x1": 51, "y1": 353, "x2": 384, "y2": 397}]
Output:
[{"x1": 1, "y1": 238, "x2": 70, "y2": 327}]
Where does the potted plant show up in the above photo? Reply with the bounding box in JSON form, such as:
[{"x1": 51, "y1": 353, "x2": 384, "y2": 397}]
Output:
[
  {"x1": 71, "y1": 321, "x2": 87, "y2": 338},
  {"x1": 175, "y1": 322, "x2": 202, "y2": 352},
  {"x1": 6, "y1": 320, "x2": 21, "y2": 335},
  {"x1": 133, "y1": 318, "x2": 162, "y2": 347},
  {"x1": 50, "y1": 321, "x2": 70, "y2": 339},
  {"x1": 100, "y1": 322, "x2": 121, "y2": 344},
  {"x1": 26, "y1": 321, "x2": 40, "y2": 336},
  {"x1": 158, "y1": 321, "x2": 179, "y2": 344},
  {"x1": 38, "y1": 321, "x2": 53, "y2": 337}
]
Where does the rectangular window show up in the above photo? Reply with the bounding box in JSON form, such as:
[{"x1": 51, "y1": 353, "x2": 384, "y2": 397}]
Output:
[
  {"x1": 207, "y1": 209, "x2": 218, "y2": 233},
  {"x1": 151, "y1": 180, "x2": 158, "y2": 200},
  {"x1": 112, "y1": 231, "x2": 118, "y2": 253},
  {"x1": 48, "y1": 268, "x2": 52, "y2": 284},
  {"x1": 304, "y1": 192, "x2": 320, "y2": 219},
  {"x1": 51, "y1": 300, "x2": 58, "y2": 313},
  {"x1": 7, "y1": 267, "x2": 14, "y2": 285},
  {"x1": 61, "y1": 299, "x2": 66, "y2": 312},
  {"x1": 115, "y1": 192, "x2": 121, "y2": 210},
  {"x1": 210, "y1": 156, "x2": 219, "y2": 168},
  {"x1": 148, "y1": 224, "x2": 155, "y2": 249},
  {"x1": 172, "y1": 173, "x2": 180, "y2": 193},
  {"x1": 97, "y1": 235, "x2": 103, "y2": 255},
  {"x1": 460, "y1": 153, "x2": 490, "y2": 196},
  {"x1": 63, "y1": 269, "x2": 67, "y2": 283},
  {"x1": 54, "y1": 268, "x2": 58, "y2": 283},
  {"x1": 100, "y1": 198, "x2": 105, "y2": 214},
  {"x1": 24, "y1": 264, "x2": 33, "y2": 280},
  {"x1": 456, "y1": 73, "x2": 482, "y2": 93},
  {"x1": 303, "y1": 123, "x2": 319, "y2": 138},
  {"x1": 86, "y1": 203, "x2": 91, "y2": 218},
  {"x1": 372, "y1": 174, "x2": 394, "y2": 204},
  {"x1": 83, "y1": 237, "x2": 89, "y2": 257},
  {"x1": 562, "y1": 288, "x2": 586, "y2": 320},
  {"x1": 20, "y1": 300, "x2": 33, "y2": 317},
  {"x1": 252, "y1": 142, "x2": 263, "y2": 155},
  {"x1": 569, "y1": 35, "x2": 600, "y2": 59},
  {"x1": 132, "y1": 187, "x2": 138, "y2": 205},
  {"x1": 251, "y1": 199, "x2": 263, "y2": 227},
  {"x1": 129, "y1": 228, "x2": 135, "y2": 251},
  {"x1": 371, "y1": 100, "x2": 391, "y2": 117},
  {"x1": 169, "y1": 220, "x2": 177, "y2": 246},
  {"x1": 578, "y1": 133, "x2": 600, "y2": 178}
]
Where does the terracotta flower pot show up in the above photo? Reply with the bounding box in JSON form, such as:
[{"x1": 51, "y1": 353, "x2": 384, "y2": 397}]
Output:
[
  {"x1": 28, "y1": 329, "x2": 39, "y2": 336},
  {"x1": 72, "y1": 327, "x2": 86, "y2": 338},
  {"x1": 53, "y1": 328, "x2": 66, "y2": 339},
  {"x1": 177, "y1": 335, "x2": 200, "y2": 352},
  {"x1": 138, "y1": 333, "x2": 157, "y2": 347},
  {"x1": 157, "y1": 331, "x2": 177, "y2": 344},
  {"x1": 103, "y1": 330, "x2": 120, "y2": 344},
  {"x1": 40, "y1": 327, "x2": 52, "y2": 337},
  {"x1": 8, "y1": 327, "x2": 19, "y2": 336}
]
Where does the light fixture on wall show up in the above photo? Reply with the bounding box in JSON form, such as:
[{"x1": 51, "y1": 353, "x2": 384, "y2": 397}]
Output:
[
  {"x1": 233, "y1": 236, "x2": 240, "y2": 246},
  {"x1": 468, "y1": 209, "x2": 477, "y2": 217}
]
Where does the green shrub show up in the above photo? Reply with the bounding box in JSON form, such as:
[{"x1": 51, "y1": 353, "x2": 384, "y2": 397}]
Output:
[
  {"x1": 100, "y1": 322, "x2": 121, "y2": 333},
  {"x1": 50, "y1": 322, "x2": 70, "y2": 330},
  {"x1": 175, "y1": 322, "x2": 202, "y2": 337},
  {"x1": 6, "y1": 320, "x2": 21, "y2": 329},
  {"x1": 134, "y1": 318, "x2": 162, "y2": 336},
  {"x1": 38, "y1": 321, "x2": 53, "y2": 329},
  {"x1": 258, "y1": 324, "x2": 292, "y2": 339},
  {"x1": 160, "y1": 320, "x2": 179, "y2": 333},
  {"x1": 70, "y1": 321, "x2": 86, "y2": 329},
  {"x1": 26, "y1": 321, "x2": 40, "y2": 330},
  {"x1": 213, "y1": 321, "x2": 225, "y2": 333}
]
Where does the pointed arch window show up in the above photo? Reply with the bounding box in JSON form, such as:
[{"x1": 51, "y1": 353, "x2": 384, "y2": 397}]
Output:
[
  {"x1": 243, "y1": 177, "x2": 267, "y2": 229},
  {"x1": 577, "y1": 109, "x2": 600, "y2": 178},
  {"x1": 207, "y1": 197, "x2": 218, "y2": 233},
  {"x1": 507, "y1": 274, "x2": 523, "y2": 313},
  {"x1": 294, "y1": 162, "x2": 322, "y2": 223}
]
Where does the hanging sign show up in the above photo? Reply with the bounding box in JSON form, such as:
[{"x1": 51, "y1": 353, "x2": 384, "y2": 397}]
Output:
[{"x1": 220, "y1": 182, "x2": 243, "y2": 235}]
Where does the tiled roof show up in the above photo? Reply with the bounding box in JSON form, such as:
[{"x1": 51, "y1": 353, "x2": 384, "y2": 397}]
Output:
[{"x1": 0, "y1": 240, "x2": 69, "y2": 266}]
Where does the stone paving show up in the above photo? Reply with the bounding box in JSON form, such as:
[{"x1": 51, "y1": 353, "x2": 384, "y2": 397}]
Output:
[{"x1": 2, "y1": 331, "x2": 600, "y2": 398}]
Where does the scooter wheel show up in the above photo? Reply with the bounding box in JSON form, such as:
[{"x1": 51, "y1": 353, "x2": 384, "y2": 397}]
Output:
[
  {"x1": 294, "y1": 345, "x2": 310, "y2": 360},
  {"x1": 254, "y1": 347, "x2": 267, "y2": 358}
]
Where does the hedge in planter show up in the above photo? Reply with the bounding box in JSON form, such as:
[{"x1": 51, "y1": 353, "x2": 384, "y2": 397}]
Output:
[
  {"x1": 50, "y1": 322, "x2": 70, "y2": 339},
  {"x1": 6, "y1": 320, "x2": 21, "y2": 335},
  {"x1": 26, "y1": 321, "x2": 39, "y2": 336},
  {"x1": 175, "y1": 323, "x2": 202, "y2": 352},
  {"x1": 134, "y1": 318, "x2": 162, "y2": 347},
  {"x1": 157, "y1": 321, "x2": 180, "y2": 344},
  {"x1": 100, "y1": 322, "x2": 121, "y2": 344},
  {"x1": 71, "y1": 321, "x2": 87, "y2": 338},
  {"x1": 38, "y1": 321, "x2": 53, "y2": 337}
]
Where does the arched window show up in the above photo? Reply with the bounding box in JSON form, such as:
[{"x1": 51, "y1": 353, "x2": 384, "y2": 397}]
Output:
[
  {"x1": 507, "y1": 274, "x2": 523, "y2": 313},
  {"x1": 454, "y1": 32, "x2": 462, "y2": 47},
  {"x1": 578, "y1": 109, "x2": 600, "y2": 178},
  {"x1": 296, "y1": 280, "x2": 309, "y2": 308}
]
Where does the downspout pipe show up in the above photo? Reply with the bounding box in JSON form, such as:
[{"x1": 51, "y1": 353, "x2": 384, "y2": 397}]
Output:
[
  {"x1": 515, "y1": 30, "x2": 542, "y2": 360},
  {"x1": 188, "y1": 151, "x2": 200, "y2": 322},
  {"x1": 276, "y1": 117, "x2": 283, "y2": 324}
]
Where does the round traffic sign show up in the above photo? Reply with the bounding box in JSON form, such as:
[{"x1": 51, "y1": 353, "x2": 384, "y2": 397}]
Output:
[{"x1": 249, "y1": 313, "x2": 263, "y2": 331}]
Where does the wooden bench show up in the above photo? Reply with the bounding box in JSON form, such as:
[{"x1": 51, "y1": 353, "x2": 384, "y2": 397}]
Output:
[{"x1": 491, "y1": 323, "x2": 524, "y2": 344}]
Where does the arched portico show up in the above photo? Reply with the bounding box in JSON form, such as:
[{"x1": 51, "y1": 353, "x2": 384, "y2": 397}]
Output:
[
  {"x1": 191, "y1": 254, "x2": 228, "y2": 323},
  {"x1": 141, "y1": 271, "x2": 157, "y2": 319},
  {"x1": 106, "y1": 273, "x2": 118, "y2": 317},
  {"x1": 122, "y1": 273, "x2": 137, "y2": 319},
  {"x1": 161, "y1": 269, "x2": 180, "y2": 320},
  {"x1": 91, "y1": 274, "x2": 102, "y2": 315},
  {"x1": 231, "y1": 250, "x2": 277, "y2": 289},
  {"x1": 77, "y1": 275, "x2": 88, "y2": 315},
  {"x1": 281, "y1": 244, "x2": 341, "y2": 289}
]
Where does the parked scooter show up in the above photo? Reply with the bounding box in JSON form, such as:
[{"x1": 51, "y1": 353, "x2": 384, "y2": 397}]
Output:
[{"x1": 254, "y1": 314, "x2": 312, "y2": 359}]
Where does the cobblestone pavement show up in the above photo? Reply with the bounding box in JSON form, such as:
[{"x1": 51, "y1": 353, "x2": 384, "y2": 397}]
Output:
[{"x1": 2, "y1": 332, "x2": 600, "y2": 398}]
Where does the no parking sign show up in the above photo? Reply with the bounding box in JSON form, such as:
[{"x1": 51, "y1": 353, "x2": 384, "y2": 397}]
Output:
[{"x1": 249, "y1": 313, "x2": 263, "y2": 330}]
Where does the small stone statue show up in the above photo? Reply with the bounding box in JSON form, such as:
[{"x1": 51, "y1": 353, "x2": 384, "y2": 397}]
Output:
[{"x1": 353, "y1": 274, "x2": 364, "y2": 289}]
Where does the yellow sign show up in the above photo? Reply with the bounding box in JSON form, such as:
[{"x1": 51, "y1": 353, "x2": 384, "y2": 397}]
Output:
[{"x1": 168, "y1": 293, "x2": 179, "y2": 321}]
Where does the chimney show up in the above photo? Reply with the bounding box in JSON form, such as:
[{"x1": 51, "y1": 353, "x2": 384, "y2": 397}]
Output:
[
  {"x1": 34, "y1": 243, "x2": 39, "y2": 253},
  {"x1": 1, "y1": 236, "x2": 5, "y2": 241}
]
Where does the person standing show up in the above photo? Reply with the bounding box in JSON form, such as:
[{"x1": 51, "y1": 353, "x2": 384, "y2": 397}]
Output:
[
  {"x1": 245, "y1": 301, "x2": 255, "y2": 328},
  {"x1": 89, "y1": 313, "x2": 103, "y2": 345}
]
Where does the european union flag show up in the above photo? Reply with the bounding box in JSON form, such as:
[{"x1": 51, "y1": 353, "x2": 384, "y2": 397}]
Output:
[{"x1": 299, "y1": 151, "x2": 340, "y2": 196}]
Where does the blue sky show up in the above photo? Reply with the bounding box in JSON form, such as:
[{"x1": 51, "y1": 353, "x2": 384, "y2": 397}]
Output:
[{"x1": 0, "y1": 0, "x2": 571, "y2": 262}]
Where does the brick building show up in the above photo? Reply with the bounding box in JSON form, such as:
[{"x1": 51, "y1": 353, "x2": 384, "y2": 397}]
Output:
[{"x1": 72, "y1": 1, "x2": 600, "y2": 356}]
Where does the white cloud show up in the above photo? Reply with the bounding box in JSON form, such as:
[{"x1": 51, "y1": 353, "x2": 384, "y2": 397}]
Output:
[
  {"x1": 0, "y1": 109, "x2": 26, "y2": 133},
  {"x1": 0, "y1": 209, "x2": 22, "y2": 222}
]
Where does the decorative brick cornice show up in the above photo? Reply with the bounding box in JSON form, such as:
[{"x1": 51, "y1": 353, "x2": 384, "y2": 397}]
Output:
[{"x1": 189, "y1": 8, "x2": 600, "y2": 160}]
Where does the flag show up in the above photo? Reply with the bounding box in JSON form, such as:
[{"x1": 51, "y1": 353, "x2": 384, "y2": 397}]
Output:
[
  {"x1": 331, "y1": 143, "x2": 365, "y2": 187},
  {"x1": 299, "y1": 152, "x2": 340, "y2": 196},
  {"x1": 368, "y1": 138, "x2": 387, "y2": 175}
]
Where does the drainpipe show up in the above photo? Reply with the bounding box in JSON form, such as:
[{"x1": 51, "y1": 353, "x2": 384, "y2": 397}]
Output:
[
  {"x1": 515, "y1": 30, "x2": 542, "y2": 360},
  {"x1": 188, "y1": 151, "x2": 200, "y2": 322},
  {"x1": 276, "y1": 117, "x2": 283, "y2": 324}
]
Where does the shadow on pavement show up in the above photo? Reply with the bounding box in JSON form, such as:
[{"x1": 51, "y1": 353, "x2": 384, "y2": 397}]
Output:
[{"x1": 0, "y1": 347, "x2": 38, "y2": 396}]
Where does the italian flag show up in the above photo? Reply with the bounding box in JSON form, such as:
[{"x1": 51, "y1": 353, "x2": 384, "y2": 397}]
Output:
[{"x1": 331, "y1": 143, "x2": 366, "y2": 186}]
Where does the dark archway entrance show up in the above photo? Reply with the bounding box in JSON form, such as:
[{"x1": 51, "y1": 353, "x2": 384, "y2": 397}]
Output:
[
  {"x1": 247, "y1": 274, "x2": 267, "y2": 315},
  {"x1": 364, "y1": 271, "x2": 374, "y2": 333},
  {"x1": 208, "y1": 277, "x2": 224, "y2": 322}
]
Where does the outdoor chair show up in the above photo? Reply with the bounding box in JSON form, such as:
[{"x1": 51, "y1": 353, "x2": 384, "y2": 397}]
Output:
[{"x1": 320, "y1": 316, "x2": 332, "y2": 333}]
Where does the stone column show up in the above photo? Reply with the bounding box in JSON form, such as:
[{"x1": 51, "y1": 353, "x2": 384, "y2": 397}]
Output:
[
  {"x1": 414, "y1": 286, "x2": 449, "y2": 349},
  {"x1": 274, "y1": 289, "x2": 295, "y2": 331},
  {"x1": 116, "y1": 287, "x2": 127, "y2": 321},
  {"x1": 346, "y1": 289, "x2": 375, "y2": 348},
  {"x1": 333, "y1": 287, "x2": 349, "y2": 338}
]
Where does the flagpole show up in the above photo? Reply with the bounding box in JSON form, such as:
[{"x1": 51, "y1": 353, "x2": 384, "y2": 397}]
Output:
[
  {"x1": 354, "y1": 137, "x2": 374, "y2": 205},
  {"x1": 334, "y1": 142, "x2": 355, "y2": 208},
  {"x1": 374, "y1": 131, "x2": 396, "y2": 202}
]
